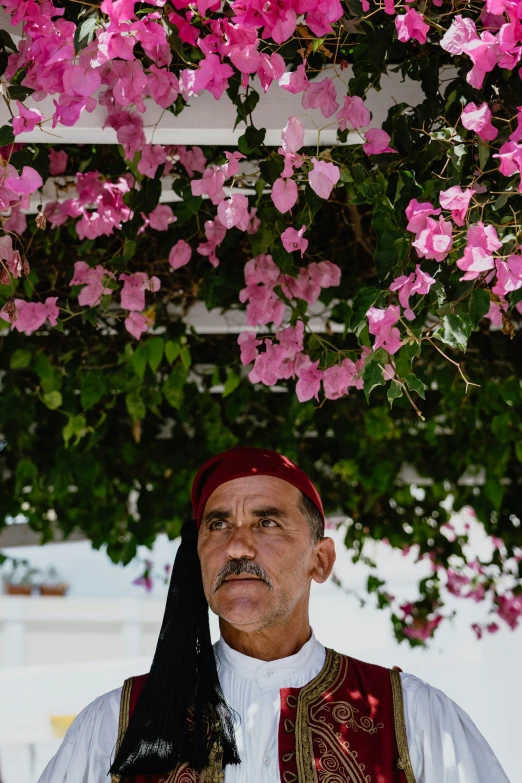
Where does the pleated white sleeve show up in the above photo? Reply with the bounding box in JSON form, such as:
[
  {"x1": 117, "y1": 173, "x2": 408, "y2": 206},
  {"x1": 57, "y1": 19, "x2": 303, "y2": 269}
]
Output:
[
  {"x1": 36, "y1": 687, "x2": 121, "y2": 783},
  {"x1": 401, "y1": 673, "x2": 510, "y2": 783}
]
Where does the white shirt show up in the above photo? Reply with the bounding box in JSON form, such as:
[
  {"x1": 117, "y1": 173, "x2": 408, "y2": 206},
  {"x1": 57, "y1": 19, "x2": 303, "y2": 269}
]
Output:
[{"x1": 38, "y1": 634, "x2": 509, "y2": 783}]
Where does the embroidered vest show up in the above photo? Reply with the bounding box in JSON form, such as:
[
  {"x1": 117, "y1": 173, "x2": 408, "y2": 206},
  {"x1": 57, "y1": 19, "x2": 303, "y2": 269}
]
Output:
[{"x1": 112, "y1": 649, "x2": 416, "y2": 783}]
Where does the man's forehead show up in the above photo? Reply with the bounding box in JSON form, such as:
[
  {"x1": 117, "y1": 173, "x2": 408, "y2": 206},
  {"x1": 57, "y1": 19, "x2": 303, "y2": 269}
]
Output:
[{"x1": 203, "y1": 474, "x2": 299, "y2": 509}]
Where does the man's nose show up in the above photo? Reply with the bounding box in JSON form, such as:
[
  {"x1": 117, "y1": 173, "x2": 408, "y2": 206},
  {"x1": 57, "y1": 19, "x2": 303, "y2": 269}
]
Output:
[{"x1": 225, "y1": 523, "x2": 256, "y2": 560}]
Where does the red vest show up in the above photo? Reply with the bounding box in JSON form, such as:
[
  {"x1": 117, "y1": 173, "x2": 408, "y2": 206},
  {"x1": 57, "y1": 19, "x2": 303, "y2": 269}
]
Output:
[{"x1": 112, "y1": 650, "x2": 416, "y2": 783}]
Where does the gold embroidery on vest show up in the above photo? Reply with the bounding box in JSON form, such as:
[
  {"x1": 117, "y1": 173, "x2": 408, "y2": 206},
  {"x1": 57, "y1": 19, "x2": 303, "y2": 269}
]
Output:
[
  {"x1": 111, "y1": 678, "x2": 133, "y2": 783},
  {"x1": 294, "y1": 650, "x2": 378, "y2": 783},
  {"x1": 284, "y1": 718, "x2": 295, "y2": 733},
  {"x1": 390, "y1": 668, "x2": 417, "y2": 783},
  {"x1": 286, "y1": 694, "x2": 298, "y2": 708},
  {"x1": 283, "y1": 773, "x2": 298, "y2": 783}
]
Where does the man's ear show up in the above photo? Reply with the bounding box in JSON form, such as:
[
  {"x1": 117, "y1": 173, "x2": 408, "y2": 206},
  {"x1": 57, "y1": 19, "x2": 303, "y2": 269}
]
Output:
[{"x1": 311, "y1": 537, "x2": 336, "y2": 584}]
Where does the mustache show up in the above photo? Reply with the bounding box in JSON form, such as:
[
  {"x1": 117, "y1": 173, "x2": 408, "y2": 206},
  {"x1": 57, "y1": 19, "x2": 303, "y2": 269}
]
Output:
[{"x1": 213, "y1": 559, "x2": 273, "y2": 593}]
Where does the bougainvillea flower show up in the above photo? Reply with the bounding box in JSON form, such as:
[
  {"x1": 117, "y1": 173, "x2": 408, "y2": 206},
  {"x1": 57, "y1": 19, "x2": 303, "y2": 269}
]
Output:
[
  {"x1": 12, "y1": 101, "x2": 44, "y2": 135},
  {"x1": 461, "y1": 102, "x2": 498, "y2": 141},
  {"x1": 308, "y1": 158, "x2": 340, "y2": 200},
  {"x1": 395, "y1": 8, "x2": 430, "y2": 45},
  {"x1": 281, "y1": 225, "x2": 308, "y2": 256},
  {"x1": 169, "y1": 239, "x2": 192, "y2": 269},
  {"x1": 362, "y1": 128, "x2": 397, "y2": 155},
  {"x1": 336, "y1": 96, "x2": 371, "y2": 132},
  {"x1": 412, "y1": 215, "x2": 453, "y2": 262},
  {"x1": 439, "y1": 185, "x2": 474, "y2": 226}
]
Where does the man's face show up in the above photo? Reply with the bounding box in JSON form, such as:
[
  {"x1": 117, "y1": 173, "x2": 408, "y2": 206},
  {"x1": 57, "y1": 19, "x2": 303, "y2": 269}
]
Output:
[{"x1": 197, "y1": 474, "x2": 335, "y2": 633}]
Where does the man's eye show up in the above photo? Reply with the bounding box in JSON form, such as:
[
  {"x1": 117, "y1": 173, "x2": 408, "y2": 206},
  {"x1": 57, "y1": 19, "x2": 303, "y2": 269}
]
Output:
[
  {"x1": 259, "y1": 518, "x2": 278, "y2": 528},
  {"x1": 209, "y1": 520, "x2": 226, "y2": 530}
]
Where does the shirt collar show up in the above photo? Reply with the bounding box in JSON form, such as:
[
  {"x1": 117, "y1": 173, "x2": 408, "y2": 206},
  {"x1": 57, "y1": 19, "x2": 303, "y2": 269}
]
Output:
[{"x1": 214, "y1": 631, "x2": 325, "y2": 685}]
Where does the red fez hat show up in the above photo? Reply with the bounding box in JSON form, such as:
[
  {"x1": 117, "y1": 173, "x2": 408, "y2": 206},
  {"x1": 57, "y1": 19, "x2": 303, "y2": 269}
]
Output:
[{"x1": 191, "y1": 446, "x2": 324, "y2": 528}]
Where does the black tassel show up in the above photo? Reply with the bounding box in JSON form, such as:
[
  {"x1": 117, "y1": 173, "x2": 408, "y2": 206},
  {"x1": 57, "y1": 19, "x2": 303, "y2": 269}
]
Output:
[{"x1": 109, "y1": 520, "x2": 240, "y2": 778}]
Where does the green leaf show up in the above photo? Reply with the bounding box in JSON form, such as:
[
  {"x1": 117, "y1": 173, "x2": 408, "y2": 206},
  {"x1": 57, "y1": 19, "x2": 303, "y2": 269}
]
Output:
[
  {"x1": 9, "y1": 349, "x2": 32, "y2": 369},
  {"x1": 0, "y1": 29, "x2": 18, "y2": 53},
  {"x1": 73, "y1": 14, "x2": 97, "y2": 54},
  {"x1": 147, "y1": 336, "x2": 164, "y2": 372},
  {"x1": 387, "y1": 380, "x2": 403, "y2": 407},
  {"x1": 478, "y1": 141, "x2": 490, "y2": 171},
  {"x1": 305, "y1": 184, "x2": 324, "y2": 218},
  {"x1": 436, "y1": 314, "x2": 472, "y2": 352},
  {"x1": 515, "y1": 441, "x2": 522, "y2": 463},
  {"x1": 80, "y1": 371, "x2": 107, "y2": 411},
  {"x1": 0, "y1": 124, "x2": 15, "y2": 146},
  {"x1": 132, "y1": 343, "x2": 148, "y2": 380},
  {"x1": 469, "y1": 289, "x2": 490, "y2": 328},
  {"x1": 163, "y1": 364, "x2": 188, "y2": 409},
  {"x1": 126, "y1": 390, "x2": 146, "y2": 421},
  {"x1": 43, "y1": 390, "x2": 63, "y2": 410},
  {"x1": 180, "y1": 345, "x2": 191, "y2": 370},
  {"x1": 139, "y1": 176, "x2": 162, "y2": 215},
  {"x1": 237, "y1": 126, "x2": 266, "y2": 154},
  {"x1": 350, "y1": 287, "x2": 381, "y2": 332},
  {"x1": 123, "y1": 238, "x2": 136, "y2": 261},
  {"x1": 362, "y1": 360, "x2": 385, "y2": 402},
  {"x1": 405, "y1": 373, "x2": 426, "y2": 399},
  {"x1": 62, "y1": 414, "x2": 90, "y2": 448},
  {"x1": 223, "y1": 368, "x2": 240, "y2": 398},
  {"x1": 165, "y1": 339, "x2": 180, "y2": 364}
]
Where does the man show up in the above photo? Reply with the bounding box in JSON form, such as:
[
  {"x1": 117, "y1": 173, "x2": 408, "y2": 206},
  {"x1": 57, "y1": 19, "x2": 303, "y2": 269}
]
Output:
[{"x1": 38, "y1": 446, "x2": 509, "y2": 783}]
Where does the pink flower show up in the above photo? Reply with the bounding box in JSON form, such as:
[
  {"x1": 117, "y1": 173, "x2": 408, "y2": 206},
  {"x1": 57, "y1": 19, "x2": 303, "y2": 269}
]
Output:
[
  {"x1": 302, "y1": 77, "x2": 339, "y2": 118},
  {"x1": 119, "y1": 272, "x2": 161, "y2": 311},
  {"x1": 125, "y1": 311, "x2": 153, "y2": 340},
  {"x1": 308, "y1": 158, "x2": 340, "y2": 200},
  {"x1": 390, "y1": 264, "x2": 436, "y2": 319},
  {"x1": 238, "y1": 330, "x2": 262, "y2": 365},
  {"x1": 70, "y1": 261, "x2": 114, "y2": 307},
  {"x1": 169, "y1": 239, "x2": 192, "y2": 269},
  {"x1": 336, "y1": 96, "x2": 371, "y2": 132},
  {"x1": 281, "y1": 225, "x2": 308, "y2": 256},
  {"x1": 492, "y1": 254, "x2": 522, "y2": 296},
  {"x1": 197, "y1": 219, "x2": 227, "y2": 267},
  {"x1": 280, "y1": 268, "x2": 320, "y2": 305},
  {"x1": 495, "y1": 592, "x2": 522, "y2": 630},
  {"x1": 1, "y1": 297, "x2": 59, "y2": 335},
  {"x1": 439, "y1": 186, "x2": 474, "y2": 226},
  {"x1": 49, "y1": 149, "x2": 68, "y2": 175},
  {"x1": 440, "y1": 15, "x2": 478, "y2": 55},
  {"x1": 12, "y1": 101, "x2": 44, "y2": 135},
  {"x1": 281, "y1": 117, "x2": 305, "y2": 154},
  {"x1": 272, "y1": 177, "x2": 298, "y2": 214},
  {"x1": 221, "y1": 151, "x2": 246, "y2": 179},
  {"x1": 0, "y1": 235, "x2": 22, "y2": 278},
  {"x1": 367, "y1": 305, "x2": 402, "y2": 354},
  {"x1": 395, "y1": 8, "x2": 430, "y2": 44},
  {"x1": 456, "y1": 222, "x2": 501, "y2": 281},
  {"x1": 4, "y1": 166, "x2": 43, "y2": 195},
  {"x1": 147, "y1": 65, "x2": 179, "y2": 108},
  {"x1": 148, "y1": 204, "x2": 176, "y2": 231},
  {"x1": 244, "y1": 254, "x2": 280, "y2": 286},
  {"x1": 217, "y1": 193, "x2": 250, "y2": 230},
  {"x1": 362, "y1": 128, "x2": 397, "y2": 155},
  {"x1": 308, "y1": 260, "x2": 341, "y2": 288},
  {"x1": 403, "y1": 615, "x2": 443, "y2": 642},
  {"x1": 296, "y1": 359, "x2": 323, "y2": 402},
  {"x1": 191, "y1": 166, "x2": 226, "y2": 204},
  {"x1": 249, "y1": 341, "x2": 285, "y2": 386},
  {"x1": 493, "y1": 141, "x2": 522, "y2": 190},
  {"x1": 138, "y1": 145, "x2": 167, "y2": 178},
  {"x1": 323, "y1": 360, "x2": 355, "y2": 400},
  {"x1": 3, "y1": 207, "x2": 27, "y2": 235},
  {"x1": 461, "y1": 102, "x2": 498, "y2": 141},
  {"x1": 405, "y1": 199, "x2": 441, "y2": 233},
  {"x1": 279, "y1": 61, "x2": 310, "y2": 94},
  {"x1": 412, "y1": 215, "x2": 453, "y2": 262},
  {"x1": 463, "y1": 32, "x2": 498, "y2": 89}
]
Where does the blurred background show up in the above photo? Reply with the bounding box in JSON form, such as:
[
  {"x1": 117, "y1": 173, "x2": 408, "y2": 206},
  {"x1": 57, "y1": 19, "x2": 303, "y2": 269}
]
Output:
[{"x1": 1, "y1": 516, "x2": 520, "y2": 783}]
